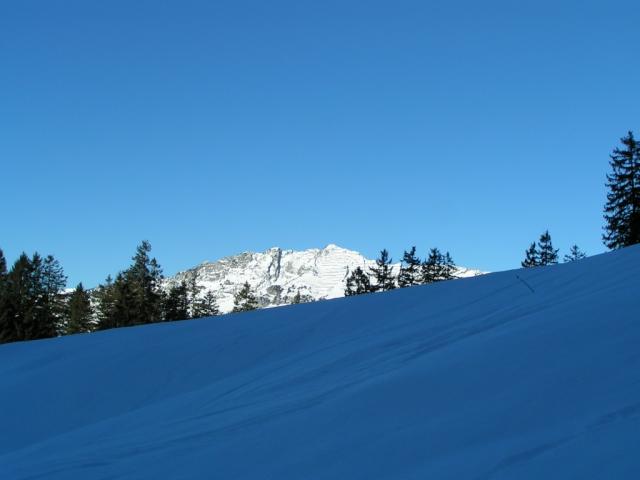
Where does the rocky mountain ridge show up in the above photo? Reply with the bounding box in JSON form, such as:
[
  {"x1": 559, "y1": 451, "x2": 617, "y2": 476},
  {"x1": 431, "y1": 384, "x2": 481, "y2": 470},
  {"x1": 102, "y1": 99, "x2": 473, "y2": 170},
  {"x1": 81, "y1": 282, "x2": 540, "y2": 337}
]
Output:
[{"x1": 168, "y1": 244, "x2": 482, "y2": 313}]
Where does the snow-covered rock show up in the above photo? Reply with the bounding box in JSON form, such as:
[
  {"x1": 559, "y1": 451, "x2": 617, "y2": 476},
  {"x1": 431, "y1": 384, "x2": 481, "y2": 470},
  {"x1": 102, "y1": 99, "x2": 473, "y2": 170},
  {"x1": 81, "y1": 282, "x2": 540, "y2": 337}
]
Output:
[{"x1": 167, "y1": 244, "x2": 482, "y2": 312}]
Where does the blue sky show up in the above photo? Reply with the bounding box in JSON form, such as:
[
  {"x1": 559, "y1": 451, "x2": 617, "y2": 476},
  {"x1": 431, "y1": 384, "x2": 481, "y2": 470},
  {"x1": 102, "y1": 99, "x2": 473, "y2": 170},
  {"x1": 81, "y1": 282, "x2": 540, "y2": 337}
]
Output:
[{"x1": 1, "y1": 0, "x2": 639, "y2": 287}]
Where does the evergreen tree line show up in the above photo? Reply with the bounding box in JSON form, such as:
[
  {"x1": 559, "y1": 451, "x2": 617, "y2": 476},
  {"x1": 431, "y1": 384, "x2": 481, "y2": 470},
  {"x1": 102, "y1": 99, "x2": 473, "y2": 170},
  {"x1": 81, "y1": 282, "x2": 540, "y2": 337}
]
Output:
[
  {"x1": 1, "y1": 129, "x2": 638, "y2": 344},
  {"x1": 0, "y1": 241, "x2": 263, "y2": 344},
  {"x1": 521, "y1": 231, "x2": 586, "y2": 268},
  {"x1": 345, "y1": 246, "x2": 457, "y2": 296}
]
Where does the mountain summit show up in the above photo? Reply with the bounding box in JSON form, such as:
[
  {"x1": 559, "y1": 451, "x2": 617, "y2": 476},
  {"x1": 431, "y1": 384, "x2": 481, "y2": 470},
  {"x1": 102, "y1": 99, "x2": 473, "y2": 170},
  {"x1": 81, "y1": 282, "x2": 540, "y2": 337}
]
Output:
[{"x1": 168, "y1": 244, "x2": 481, "y2": 312}]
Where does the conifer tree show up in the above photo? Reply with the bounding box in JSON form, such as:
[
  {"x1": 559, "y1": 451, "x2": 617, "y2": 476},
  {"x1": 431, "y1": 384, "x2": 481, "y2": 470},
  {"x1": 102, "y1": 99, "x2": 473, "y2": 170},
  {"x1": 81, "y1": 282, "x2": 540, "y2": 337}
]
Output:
[
  {"x1": 126, "y1": 240, "x2": 164, "y2": 325},
  {"x1": 94, "y1": 275, "x2": 118, "y2": 330},
  {"x1": 66, "y1": 283, "x2": 93, "y2": 334},
  {"x1": 291, "y1": 290, "x2": 302, "y2": 304},
  {"x1": 563, "y1": 245, "x2": 587, "y2": 262},
  {"x1": 440, "y1": 251, "x2": 456, "y2": 281},
  {"x1": 603, "y1": 131, "x2": 640, "y2": 249},
  {"x1": 163, "y1": 280, "x2": 190, "y2": 321},
  {"x1": 421, "y1": 248, "x2": 443, "y2": 283},
  {"x1": 521, "y1": 242, "x2": 540, "y2": 268},
  {"x1": 0, "y1": 248, "x2": 6, "y2": 284},
  {"x1": 398, "y1": 246, "x2": 421, "y2": 288},
  {"x1": 369, "y1": 249, "x2": 396, "y2": 292},
  {"x1": 537, "y1": 230, "x2": 559, "y2": 266},
  {"x1": 345, "y1": 266, "x2": 372, "y2": 296},
  {"x1": 192, "y1": 290, "x2": 220, "y2": 318},
  {"x1": 0, "y1": 253, "x2": 65, "y2": 343},
  {"x1": 232, "y1": 282, "x2": 259, "y2": 312},
  {"x1": 187, "y1": 275, "x2": 202, "y2": 319}
]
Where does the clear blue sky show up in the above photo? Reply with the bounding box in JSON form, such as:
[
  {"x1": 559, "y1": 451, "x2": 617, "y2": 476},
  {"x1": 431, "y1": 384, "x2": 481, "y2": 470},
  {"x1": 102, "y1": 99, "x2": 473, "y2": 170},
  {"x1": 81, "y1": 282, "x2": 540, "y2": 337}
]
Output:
[{"x1": 1, "y1": 0, "x2": 639, "y2": 287}]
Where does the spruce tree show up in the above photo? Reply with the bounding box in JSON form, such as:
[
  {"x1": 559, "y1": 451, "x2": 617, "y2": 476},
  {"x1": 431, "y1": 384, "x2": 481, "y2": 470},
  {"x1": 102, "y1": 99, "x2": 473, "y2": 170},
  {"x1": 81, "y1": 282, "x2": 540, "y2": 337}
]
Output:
[
  {"x1": 291, "y1": 290, "x2": 302, "y2": 304},
  {"x1": 232, "y1": 282, "x2": 259, "y2": 312},
  {"x1": 0, "y1": 254, "x2": 32, "y2": 343},
  {"x1": 125, "y1": 241, "x2": 164, "y2": 325},
  {"x1": 603, "y1": 131, "x2": 640, "y2": 249},
  {"x1": 192, "y1": 290, "x2": 220, "y2": 318},
  {"x1": 440, "y1": 251, "x2": 456, "y2": 281},
  {"x1": 0, "y1": 248, "x2": 6, "y2": 284},
  {"x1": 421, "y1": 248, "x2": 443, "y2": 283},
  {"x1": 186, "y1": 275, "x2": 202, "y2": 319},
  {"x1": 369, "y1": 249, "x2": 396, "y2": 292},
  {"x1": 94, "y1": 275, "x2": 118, "y2": 330},
  {"x1": 398, "y1": 246, "x2": 421, "y2": 288},
  {"x1": 66, "y1": 283, "x2": 93, "y2": 334},
  {"x1": 537, "y1": 230, "x2": 559, "y2": 266},
  {"x1": 563, "y1": 245, "x2": 587, "y2": 262},
  {"x1": 345, "y1": 266, "x2": 372, "y2": 296},
  {"x1": 0, "y1": 253, "x2": 65, "y2": 343},
  {"x1": 163, "y1": 280, "x2": 190, "y2": 321},
  {"x1": 521, "y1": 242, "x2": 539, "y2": 268}
]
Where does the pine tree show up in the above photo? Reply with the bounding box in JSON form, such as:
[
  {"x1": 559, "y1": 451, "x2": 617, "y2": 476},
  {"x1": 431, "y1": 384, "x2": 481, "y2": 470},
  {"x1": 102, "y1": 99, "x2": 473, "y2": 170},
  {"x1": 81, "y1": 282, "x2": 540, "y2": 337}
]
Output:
[
  {"x1": 125, "y1": 241, "x2": 164, "y2": 325},
  {"x1": 440, "y1": 251, "x2": 456, "y2": 281},
  {"x1": 291, "y1": 290, "x2": 302, "y2": 304},
  {"x1": 345, "y1": 266, "x2": 372, "y2": 296},
  {"x1": 192, "y1": 290, "x2": 220, "y2": 318},
  {"x1": 163, "y1": 280, "x2": 190, "y2": 321},
  {"x1": 41, "y1": 254, "x2": 68, "y2": 334},
  {"x1": 603, "y1": 131, "x2": 640, "y2": 249},
  {"x1": 537, "y1": 230, "x2": 559, "y2": 266},
  {"x1": 369, "y1": 249, "x2": 396, "y2": 292},
  {"x1": 186, "y1": 275, "x2": 202, "y2": 319},
  {"x1": 421, "y1": 248, "x2": 444, "y2": 283},
  {"x1": 94, "y1": 275, "x2": 118, "y2": 330},
  {"x1": 0, "y1": 248, "x2": 6, "y2": 283},
  {"x1": 521, "y1": 242, "x2": 539, "y2": 268},
  {"x1": 564, "y1": 245, "x2": 587, "y2": 262},
  {"x1": 0, "y1": 253, "x2": 65, "y2": 343},
  {"x1": 232, "y1": 282, "x2": 259, "y2": 313},
  {"x1": 0, "y1": 254, "x2": 31, "y2": 343},
  {"x1": 66, "y1": 283, "x2": 93, "y2": 334},
  {"x1": 398, "y1": 246, "x2": 421, "y2": 288}
]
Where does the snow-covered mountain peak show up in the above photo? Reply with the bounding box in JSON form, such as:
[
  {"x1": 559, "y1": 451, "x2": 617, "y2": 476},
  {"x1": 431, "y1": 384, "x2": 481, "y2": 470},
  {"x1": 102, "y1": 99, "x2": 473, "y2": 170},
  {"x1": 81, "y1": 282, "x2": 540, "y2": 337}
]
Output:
[{"x1": 168, "y1": 245, "x2": 482, "y2": 313}]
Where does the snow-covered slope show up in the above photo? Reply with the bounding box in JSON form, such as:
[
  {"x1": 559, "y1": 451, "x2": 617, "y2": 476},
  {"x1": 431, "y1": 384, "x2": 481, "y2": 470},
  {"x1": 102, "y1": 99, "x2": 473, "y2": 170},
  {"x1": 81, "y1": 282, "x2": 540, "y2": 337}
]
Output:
[
  {"x1": 168, "y1": 244, "x2": 481, "y2": 312},
  {"x1": 1, "y1": 246, "x2": 639, "y2": 479}
]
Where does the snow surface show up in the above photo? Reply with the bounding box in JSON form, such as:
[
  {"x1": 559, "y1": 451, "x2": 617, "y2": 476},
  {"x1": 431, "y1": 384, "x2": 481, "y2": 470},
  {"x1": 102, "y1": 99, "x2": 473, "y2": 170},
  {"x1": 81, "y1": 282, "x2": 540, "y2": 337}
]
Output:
[
  {"x1": 1, "y1": 246, "x2": 639, "y2": 479},
  {"x1": 168, "y1": 244, "x2": 482, "y2": 313}
]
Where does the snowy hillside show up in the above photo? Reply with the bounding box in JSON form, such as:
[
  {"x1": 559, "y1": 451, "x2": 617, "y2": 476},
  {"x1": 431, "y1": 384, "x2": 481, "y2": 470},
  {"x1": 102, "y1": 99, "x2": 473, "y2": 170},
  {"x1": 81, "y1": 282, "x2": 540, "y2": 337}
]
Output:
[
  {"x1": 1, "y1": 246, "x2": 639, "y2": 479},
  {"x1": 168, "y1": 244, "x2": 481, "y2": 312}
]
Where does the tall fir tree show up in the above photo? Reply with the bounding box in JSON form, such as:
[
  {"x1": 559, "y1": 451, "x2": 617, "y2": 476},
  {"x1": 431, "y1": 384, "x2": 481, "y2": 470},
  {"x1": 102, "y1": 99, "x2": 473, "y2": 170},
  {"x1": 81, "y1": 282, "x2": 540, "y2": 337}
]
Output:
[
  {"x1": 421, "y1": 248, "x2": 443, "y2": 283},
  {"x1": 94, "y1": 275, "x2": 118, "y2": 330},
  {"x1": 0, "y1": 248, "x2": 6, "y2": 284},
  {"x1": 163, "y1": 280, "x2": 190, "y2": 321},
  {"x1": 369, "y1": 249, "x2": 396, "y2": 292},
  {"x1": 126, "y1": 240, "x2": 164, "y2": 325},
  {"x1": 192, "y1": 290, "x2": 220, "y2": 318},
  {"x1": 537, "y1": 230, "x2": 559, "y2": 266},
  {"x1": 439, "y1": 251, "x2": 456, "y2": 281},
  {"x1": 0, "y1": 248, "x2": 7, "y2": 307},
  {"x1": 603, "y1": 131, "x2": 640, "y2": 249},
  {"x1": 187, "y1": 275, "x2": 202, "y2": 319},
  {"x1": 521, "y1": 242, "x2": 540, "y2": 268},
  {"x1": 420, "y1": 248, "x2": 456, "y2": 283},
  {"x1": 0, "y1": 253, "x2": 65, "y2": 343},
  {"x1": 398, "y1": 246, "x2": 421, "y2": 288},
  {"x1": 65, "y1": 283, "x2": 93, "y2": 334},
  {"x1": 232, "y1": 282, "x2": 259, "y2": 312},
  {"x1": 564, "y1": 245, "x2": 587, "y2": 262},
  {"x1": 345, "y1": 266, "x2": 372, "y2": 296}
]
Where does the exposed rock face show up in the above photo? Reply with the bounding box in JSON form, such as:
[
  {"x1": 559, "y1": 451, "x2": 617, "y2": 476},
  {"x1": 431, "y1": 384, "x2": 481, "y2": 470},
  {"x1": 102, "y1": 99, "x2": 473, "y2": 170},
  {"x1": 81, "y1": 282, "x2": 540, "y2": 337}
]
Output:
[{"x1": 167, "y1": 244, "x2": 482, "y2": 313}]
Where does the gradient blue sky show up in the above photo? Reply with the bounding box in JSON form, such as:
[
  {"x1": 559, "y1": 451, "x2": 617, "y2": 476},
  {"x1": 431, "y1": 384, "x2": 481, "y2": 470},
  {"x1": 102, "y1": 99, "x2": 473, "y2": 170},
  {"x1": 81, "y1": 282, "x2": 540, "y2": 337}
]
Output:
[{"x1": 2, "y1": 0, "x2": 639, "y2": 287}]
